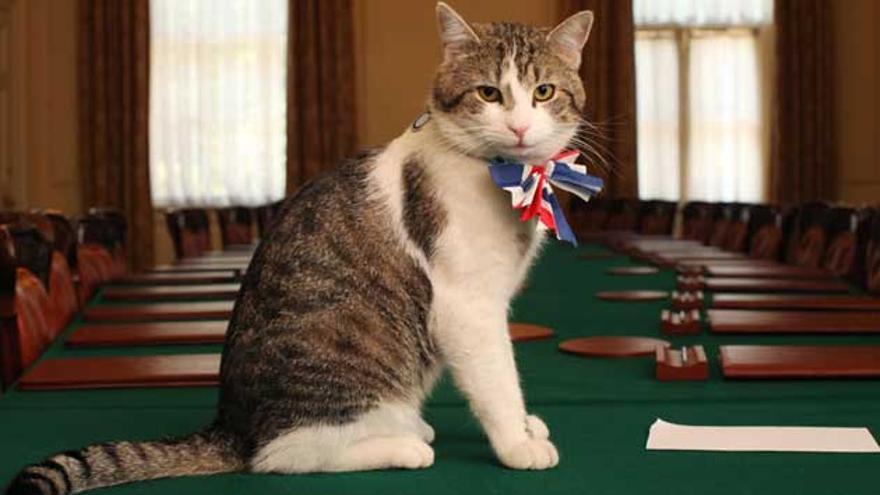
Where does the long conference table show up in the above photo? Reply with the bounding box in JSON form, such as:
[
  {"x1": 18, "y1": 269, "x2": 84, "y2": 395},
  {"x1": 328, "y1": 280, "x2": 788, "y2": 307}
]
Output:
[{"x1": 2, "y1": 242, "x2": 880, "y2": 494}]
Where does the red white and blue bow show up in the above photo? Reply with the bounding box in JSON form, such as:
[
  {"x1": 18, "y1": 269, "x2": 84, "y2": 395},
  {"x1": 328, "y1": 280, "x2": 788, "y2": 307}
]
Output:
[{"x1": 489, "y1": 150, "x2": 603, "y2": 246}]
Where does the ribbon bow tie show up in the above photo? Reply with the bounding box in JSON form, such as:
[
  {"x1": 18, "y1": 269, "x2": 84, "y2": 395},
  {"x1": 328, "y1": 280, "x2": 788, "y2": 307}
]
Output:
[{"x1": 489, "y1": 150, "x2": 604, "y2": 246}]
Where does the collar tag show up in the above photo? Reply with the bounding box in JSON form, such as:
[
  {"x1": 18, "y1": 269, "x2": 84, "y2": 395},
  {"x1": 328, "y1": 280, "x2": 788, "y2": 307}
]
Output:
[{"x1": 411, "y1": 112, "x2": 431, "y2": 131}]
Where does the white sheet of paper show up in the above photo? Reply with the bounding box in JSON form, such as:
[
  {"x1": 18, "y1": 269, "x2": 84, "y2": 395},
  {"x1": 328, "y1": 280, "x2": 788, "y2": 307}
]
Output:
[{"x1": 646, "y1": 419, "x2": 880, "y2": 453}]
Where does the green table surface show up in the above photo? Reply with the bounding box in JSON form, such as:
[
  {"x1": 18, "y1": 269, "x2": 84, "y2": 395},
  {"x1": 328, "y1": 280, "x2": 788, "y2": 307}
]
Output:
[{"x1": 2, "y1": 242, "x2": 880, "y2": 494}]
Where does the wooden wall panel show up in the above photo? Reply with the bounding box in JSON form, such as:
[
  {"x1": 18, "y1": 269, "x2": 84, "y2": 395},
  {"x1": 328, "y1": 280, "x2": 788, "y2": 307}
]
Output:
[
  {"x1": 834, "y1": 0, "x2": 880, "y2": 203},
  {"x1": 353, "y1": 0, "x2": 558, "y2": 148},
  {"x1": 0, "y1": 0, "x2": 13, "y2": 209},
  {"x1": 6, "y1": 0, "x2": 80, "y2": 213}
]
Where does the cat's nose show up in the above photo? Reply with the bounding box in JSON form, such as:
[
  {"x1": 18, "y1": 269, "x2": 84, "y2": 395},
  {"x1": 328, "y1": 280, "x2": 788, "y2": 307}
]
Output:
[{"x1": 507, "y1": 124, "x2": 530, "y2": 140}]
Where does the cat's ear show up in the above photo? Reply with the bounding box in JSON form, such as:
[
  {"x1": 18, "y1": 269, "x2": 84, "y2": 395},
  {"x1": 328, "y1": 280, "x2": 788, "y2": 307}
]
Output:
[
  {"x1": 547, "y1": 11, "x2": 594, "y2": 70},
  {"x1": 436, "y1": 2, "x2": 479, "y2": 59}
]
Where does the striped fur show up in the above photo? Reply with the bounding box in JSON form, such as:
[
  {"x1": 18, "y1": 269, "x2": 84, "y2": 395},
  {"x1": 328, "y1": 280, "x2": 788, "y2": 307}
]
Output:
[{"x1": 6, "y1": 431, "x2": 241, "y2": 494}]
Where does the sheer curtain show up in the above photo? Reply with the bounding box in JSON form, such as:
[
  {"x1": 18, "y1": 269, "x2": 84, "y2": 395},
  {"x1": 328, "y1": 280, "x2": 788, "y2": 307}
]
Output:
[
  {"x1": 634, "y1": 0, "x2": 773, "y2": 27},
  {"x1": 150, "y1": 0, "x2": 288, "y2": 208},
  {"x1": 688, "y1": 32, "x2": 763, "y2": 201},
  {"x1": 634, "y1": 0, "x2": 772, "y2": 202},
  {"x1": 635, "y1": 32, "x2": 680, "y2": 201}
]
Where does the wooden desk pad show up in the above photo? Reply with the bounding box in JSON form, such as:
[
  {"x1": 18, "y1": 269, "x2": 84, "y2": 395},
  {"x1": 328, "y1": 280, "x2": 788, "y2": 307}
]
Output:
[
  {"x1": 148, "y1": 265, "x2": 247, "y2": 274},
  {"x1": 559, "y1": 336, "x2": 670, "y2": 357},
  {"x1": 678, "y1": 259, "x2": 783, "y2": 269},
  {"x1": 596, "y1": 290, "x2": 668, "y2": 302},
  {"x1": 708, "y1": 309, "x2": 880, "y2": 333},
  {"x1": 643, "y1": 247, "x2": 727, "y2": 254},
  {"x1": 114, "y1": 271, "x2": 239, "y2": 285},
  {"x1": 83, "y1": 301, "x2": 234, "y2": 322},
  {"x1": 174, "y1": 254, "x2": 252, "y2": 266},
  {"x1": 508, "y1": 323, "x2": 554, "y2": 342},
  {"x1": 706, "y1": 265, "x2": 832, "y2": 279},
  {"x1": 68, "y1": 321, "x2": 536, "y2": 347},
  {"x1": 606, "y1": 266, "x2": 660, "y2": 276},
  {"x1": 720, "y1": 345, "x2": 880, "y2": 378},
  {"x1": 102, "y1": 283, "x2": 241, "y2": 302},
  {"x1": 18, "y1": 354, "x2": 221, "y2": 390},
  {"x1": 198, "y1": 249, "x2": 254, "y2": 258},
  {"x1": 66, "y1": 321, "x2": 229, "y2": 347},
  {"x1": 704, "y1": 278, "x2": 850, "y2": 293},
  {"x1": 654, "y1": 254, "x2": 749, "y2": 267},
  {"x1": 713, "y1": 294, "x2": 880, "y2": 311}
]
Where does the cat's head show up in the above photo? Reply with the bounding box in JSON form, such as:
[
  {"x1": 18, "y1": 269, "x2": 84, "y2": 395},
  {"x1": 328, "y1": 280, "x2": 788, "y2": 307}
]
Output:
[{"x1": 429, "y1": 2, "x2": 593, "y2": 163}]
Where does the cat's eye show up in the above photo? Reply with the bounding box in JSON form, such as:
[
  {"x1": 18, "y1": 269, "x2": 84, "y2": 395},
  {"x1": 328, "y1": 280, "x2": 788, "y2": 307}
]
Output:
[
  {"x1": 476, "y1": 86, "x2": 502, "y2": 103},
  {"x1": 533, "y1": 84, "x2": 556, "y2": 102}
]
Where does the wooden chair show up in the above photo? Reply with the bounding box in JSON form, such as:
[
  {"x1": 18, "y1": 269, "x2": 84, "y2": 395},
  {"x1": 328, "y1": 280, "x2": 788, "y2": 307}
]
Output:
[
  {"x1": 864, "y1": 211, "x2": 880, "y2": 295},
  {"x1": 38, "y1": 211, "x2": 80, "y2": 331},
  {"x1": 87, "y1": 207, "x2": 128, "y2": 274},
  {"x1": 256, "y1": 200, "x2": 284, "y2": 238},
  {"x1": 165, "y1": 209, "x2": 212, "y2": 259},
  {"x1": 637, "y1": 200, "x2": 677, "y2": 236},
  {"x1": 819, "y1": 207, "x2": 865, "y2": 279},
  {"x1": 76, "y1": 213, "x2": 126, "y2": 303},
  {"x1": 708, "y1": 203, "x2": 745, "y2": 248},
  {"x1": 784, "y1": 202, "x2": 832, "y2": 268},
  {"x1": 217, "y1": 207, "x2": 254, "y2": 249},
  {"x1": 603, "y1": 199, "x2": 638, "y2": 232},
  {"x1": 0, "y1": 224, "x2": 57, "y2": 389},
  {"x1": 681, "y1": 201, "x2": 719, "y2": 244},
  {"x1": 744, "y1": 205, "x2": 784, "y2": 260},
  {"x1": 568, "y1": 197, "x2": 608, "y2": 236},
  {"x1": 720, "y1": 204, "x2": 758, "y2": 253}
]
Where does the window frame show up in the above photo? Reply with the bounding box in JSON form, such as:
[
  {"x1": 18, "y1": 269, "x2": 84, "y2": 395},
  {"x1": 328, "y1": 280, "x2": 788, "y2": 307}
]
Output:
[{"x1": 635, "y1": 24, "x2": 769, "y2": 202}]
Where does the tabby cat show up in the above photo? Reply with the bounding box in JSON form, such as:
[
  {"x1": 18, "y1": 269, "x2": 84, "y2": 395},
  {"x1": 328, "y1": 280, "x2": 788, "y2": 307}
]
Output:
[{"x1": 6, "y1": 3, "x2": 594, "y2": 493}]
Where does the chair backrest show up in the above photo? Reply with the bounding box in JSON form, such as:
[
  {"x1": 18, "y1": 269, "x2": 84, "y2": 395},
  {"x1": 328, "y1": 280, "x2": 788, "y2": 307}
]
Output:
[
  {"x1": 6, "y1": 222, "x2": 52, "y2": 290},
  {"x1": 82, "y1": 209, "x2": 127, "y2": 274},
  {"x1": 76, "y1": 243, "x2": 114, "y2": 305},
  {"x1": 681, "y1": 201, "x2": 718, "y2": 244},
  {"x1": 637, "y1": 200, "x2": 677, "y2": 236},
  {"x1": 785, "y1": 202, "x2": 832, "y2": 268},
  {"x1": 0, "y1": 225, "x2": 17, "y2": 388},
  {"x1": 820, "y1": 207, "x2": 864, "y2": 278},
  {"x1": 44, "y1": 210, "x2": 78, "y2": 270},
  {"x1": 217, "y1": 207, "x2": 254, "y2": 248},
  {"x1": 47, "y1": 250, "x2": 78, "y2": 332},
  {"x1": 76, "y1": 214, "x2": 124, "y2": 303},
  {"x1": 256, "y1": 200, "x2": 285, "y2": 238},
  {"x1": 0, "y1": 224, "x2": 56, "y2": 388},
  {"x1": 21, "y1": 213, "x2": 78, "y2": 332},
  {"x1": 568, "y1": 197, "x2": 609, "y2": 236},
  {"x1": 721, "y1": 204, "x2": 756, "y2": 253},
  {"x1": 603, "y1": 199, "x2": 638, "y2": 231},
  {"x1": 708, "y1": 203, "x2": 744, "y2": 248},
  {"x1": 165, "y1": 209, "x2": 212, "y2": 259},
  {"x1": 746, "y1": 205, "x2": 784, "y2": 260},
  {"x1": 87, "y1": 207, "x2": 128, "y2": 248},
  {"x1": 865, "y1": 213, "x2": 880, "y2": 295}
]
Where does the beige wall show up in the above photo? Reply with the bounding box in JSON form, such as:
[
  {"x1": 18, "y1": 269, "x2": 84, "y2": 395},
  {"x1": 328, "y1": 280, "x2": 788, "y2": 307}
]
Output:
[
  {"x1": 353, "y1": 0, "x2": 559, "y2": 147},
  {"x1": 8, "y1": 0, "x2": 81, "y2": 213},
  {"x1": 834, "y1": 0, "x2": 880, "y2": 203}
]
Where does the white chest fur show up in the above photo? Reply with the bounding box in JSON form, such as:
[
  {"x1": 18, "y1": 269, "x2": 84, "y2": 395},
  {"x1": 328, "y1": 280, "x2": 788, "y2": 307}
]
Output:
[{"x1": 370, "y1": 123, "x2": 544, "y2": 304}]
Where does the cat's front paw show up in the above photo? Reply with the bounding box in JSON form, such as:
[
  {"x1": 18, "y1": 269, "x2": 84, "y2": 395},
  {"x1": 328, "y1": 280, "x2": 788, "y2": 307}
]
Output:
[
  {"x1": 417, "y1": 418, "x2": 436, "y2": 444},
  {"x1": 498, "y1": 438, "x2": 559, "y2": 470},
  {"x1": 525, "y1": 414, "x2": 550, "y2": 439}
]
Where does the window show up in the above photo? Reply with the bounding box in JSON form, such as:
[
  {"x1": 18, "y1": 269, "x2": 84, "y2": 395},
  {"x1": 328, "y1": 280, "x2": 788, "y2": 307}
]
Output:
[
  {"x1": 634, "y1": 0, "x2": 773, "y2": 202},
  {"x1": 149, "y1": 0, "x2": 288, "y2": 207}
]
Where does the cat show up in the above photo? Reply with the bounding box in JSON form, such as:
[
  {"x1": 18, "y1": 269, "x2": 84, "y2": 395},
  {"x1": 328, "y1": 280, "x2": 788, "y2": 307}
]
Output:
[{"x1": 5, "y1": 3, "x2": 594, "y2": 493}]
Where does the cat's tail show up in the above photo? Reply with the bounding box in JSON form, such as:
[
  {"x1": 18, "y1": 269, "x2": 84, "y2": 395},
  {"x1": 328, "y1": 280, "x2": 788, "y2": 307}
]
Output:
[{"x1": 4, "y1": 427, "x2": 244, "y2": 495}]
